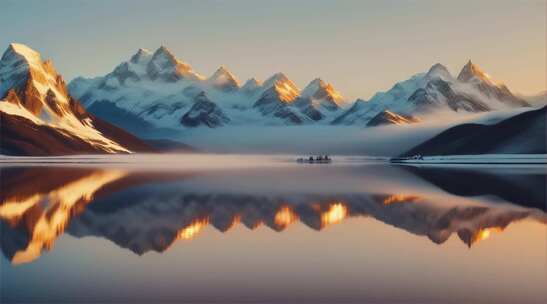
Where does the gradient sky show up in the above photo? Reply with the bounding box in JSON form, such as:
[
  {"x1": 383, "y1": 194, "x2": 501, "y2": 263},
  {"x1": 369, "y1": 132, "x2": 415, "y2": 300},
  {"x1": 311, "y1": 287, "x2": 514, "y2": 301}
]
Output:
[{"x1": 1, "y1": 0, "x2": 544, "y2": 100}]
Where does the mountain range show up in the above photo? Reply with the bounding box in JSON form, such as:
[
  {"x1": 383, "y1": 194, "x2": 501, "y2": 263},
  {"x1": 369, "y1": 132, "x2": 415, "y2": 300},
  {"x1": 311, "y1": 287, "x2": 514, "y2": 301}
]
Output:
[
  {"x1": 0, "y1": 43, "x2": 540, "y2": 155},
  {"x1": 69, "y1": 45, "x2": 529, "y2": 134}
]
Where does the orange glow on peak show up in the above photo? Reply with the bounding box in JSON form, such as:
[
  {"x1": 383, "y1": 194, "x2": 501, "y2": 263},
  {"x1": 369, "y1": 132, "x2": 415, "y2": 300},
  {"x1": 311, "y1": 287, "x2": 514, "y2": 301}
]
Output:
[
  {"x1": 321, "y1": 203, "x2": 348, "y2": 227},
  {"x1": 232, "y1": 214, "x2": 242, "y2": 226},
  {"x1": 472, "y1": 227, "x2": 505, "y2": 245},
  {"x1": 274, "y1": 206, "x2": 298, "y2": 229},
  {"x1": 273, "y1": 80, "x2": 299, "y2": 103},
  {"x1": 383, "y1": 194, "x2": 422, "y2": 205},
  {"x1": 7, "y1": 170, "x2": 128, "y2": 265},
  {"x1": 176, "y1": 218, "x2": 209, "y2": 240},
  {"x1": 223, "y1": 214, "x2": 242, "y2": 232}
]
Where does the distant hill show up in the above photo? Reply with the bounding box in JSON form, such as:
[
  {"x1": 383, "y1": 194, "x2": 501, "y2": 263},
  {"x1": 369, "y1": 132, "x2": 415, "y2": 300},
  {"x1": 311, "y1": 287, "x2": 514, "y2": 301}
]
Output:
[{"x1": 403, "y1": 106, "x2": 546, "y2": 156}]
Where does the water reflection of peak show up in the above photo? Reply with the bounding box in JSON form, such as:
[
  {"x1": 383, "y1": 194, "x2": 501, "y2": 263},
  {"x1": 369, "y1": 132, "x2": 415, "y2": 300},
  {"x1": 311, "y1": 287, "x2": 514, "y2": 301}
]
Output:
[
  {"x1": 68, "y1": 191, "x2": 544, "y2": 256},
  {"x1": 1, "y1": 166, "x2": 546, "y2": 265},
  {"x1": 0, "y1": 167, "x2": 192, "y2": 264},
  {"x1": 0, "y1": 168, "x2": 129, "y2": 264}
]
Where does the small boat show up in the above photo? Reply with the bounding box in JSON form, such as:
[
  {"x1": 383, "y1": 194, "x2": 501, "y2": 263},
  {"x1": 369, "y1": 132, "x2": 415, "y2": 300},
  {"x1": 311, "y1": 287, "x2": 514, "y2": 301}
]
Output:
[{"x1": 297, "y1": 156, "x2": 332, "y2": 164}]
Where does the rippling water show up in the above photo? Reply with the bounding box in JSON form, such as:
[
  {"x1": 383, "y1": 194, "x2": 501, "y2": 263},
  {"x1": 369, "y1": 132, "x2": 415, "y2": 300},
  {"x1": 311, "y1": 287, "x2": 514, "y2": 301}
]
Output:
[{"x1": 1, "y1": 155, "x2": 546, "y2": 303}]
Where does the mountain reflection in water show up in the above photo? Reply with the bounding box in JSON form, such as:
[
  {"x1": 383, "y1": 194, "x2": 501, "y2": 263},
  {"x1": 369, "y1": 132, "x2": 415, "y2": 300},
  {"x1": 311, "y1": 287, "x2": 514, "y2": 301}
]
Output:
[{"x1": 1, "y1": 164, "x2": 545, "y2": 265}]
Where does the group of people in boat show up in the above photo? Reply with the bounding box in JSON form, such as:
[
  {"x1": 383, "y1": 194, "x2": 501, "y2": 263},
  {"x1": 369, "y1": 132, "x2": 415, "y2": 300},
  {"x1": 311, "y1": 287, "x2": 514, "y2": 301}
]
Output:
[{"x1": 297, "y1": 155, "x2": 332, "y2": 163}]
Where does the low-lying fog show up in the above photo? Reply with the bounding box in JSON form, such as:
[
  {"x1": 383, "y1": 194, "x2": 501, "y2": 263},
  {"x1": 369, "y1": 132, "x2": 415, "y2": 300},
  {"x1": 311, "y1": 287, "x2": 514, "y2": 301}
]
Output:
[{"x1": 172, "y1": 107, "x2": 537, "y2": 155}]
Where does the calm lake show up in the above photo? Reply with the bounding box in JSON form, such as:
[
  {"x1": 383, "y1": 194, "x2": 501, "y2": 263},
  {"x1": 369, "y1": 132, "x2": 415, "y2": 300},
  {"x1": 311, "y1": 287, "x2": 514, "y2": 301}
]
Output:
[{"x1": 1, "y1": 155, "x2": 546, "y2": 303}]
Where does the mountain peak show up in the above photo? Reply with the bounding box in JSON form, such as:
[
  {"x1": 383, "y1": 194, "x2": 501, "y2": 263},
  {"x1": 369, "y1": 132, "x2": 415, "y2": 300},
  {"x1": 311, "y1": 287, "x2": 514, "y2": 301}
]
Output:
[
  {"x1": 2, "y1": 43, "x2": 42, "y2": 67},
  {"x1": 216, "y1": 65, "x2": 229, "y2": 72},
  {"x1": 156, "y1": 45, "x2": 172, "y2": 55},
  {"x1": 146, "y1": 46, "x2": 201, "y2": 81},
  {"x1": 244, "y1": 77, "x2": 261, "y2": 86},
  {"x1": 262, "y1": 72, "x2": 294, "y2": 89},
  {"x1": 263, "y1": 73, "x2": 299, "y2": 102},
  {"x1": 301, "y1": 77, "x2": 344, "y2": 107},
  {"x1": 265, "y1": 72, "x2": 289, "y2": 84},
  {"x1": 0, "y1": 43, "x2": 70, "y2": 110},
  {"x1": 302, "y1": 78, "x2": 325, "y2": 96},
  {"x1": 426, "y1": 63, "x2": 452, "y2": 80},
  {"x1": 457, "y1": 60, "x2": 494, "y2": 84},
  {"x1": 151, "y1": 45, "x2": 178, "y2": 63},
  {"x1": 308, "y1": 78, "x2": 327, "y2": 89},
  {"x1": 208, "y1": 65, "x2": 240, "y2": 90},
  {"x1": 241, "y1": 78, "x2": 262, "y2": 94},
  {"x1": 130, "y1": 48, "x2": 152, "y2": 64},
  {"x1": 310, "y1": 77, "x2": 325, "y2": 85},
  {"x1": 211, "y1": 65, "x2": 235, "y2": 79}
]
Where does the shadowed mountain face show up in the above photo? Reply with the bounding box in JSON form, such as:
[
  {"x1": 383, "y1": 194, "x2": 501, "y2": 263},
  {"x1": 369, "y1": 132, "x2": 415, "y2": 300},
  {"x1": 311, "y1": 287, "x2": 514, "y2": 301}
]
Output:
[
  {"x1": 1, "y1": 165, "x2": 545, "y2": 265},
  {"x1": 403, "y1": 106, "x2": 547, "y2": 156}
]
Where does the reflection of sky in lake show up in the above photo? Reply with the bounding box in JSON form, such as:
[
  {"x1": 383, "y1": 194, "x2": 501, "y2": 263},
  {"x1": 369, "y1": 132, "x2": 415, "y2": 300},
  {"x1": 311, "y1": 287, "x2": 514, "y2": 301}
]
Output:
[{"x1": 1, "y1": 159, "x2": 546, "y2": 303}]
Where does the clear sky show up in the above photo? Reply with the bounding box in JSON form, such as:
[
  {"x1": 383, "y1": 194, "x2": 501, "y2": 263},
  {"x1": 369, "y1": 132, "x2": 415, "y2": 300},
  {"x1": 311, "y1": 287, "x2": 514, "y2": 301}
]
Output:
[{"x1": 1, "y1": 0, "x2": 544, "y2": 100}]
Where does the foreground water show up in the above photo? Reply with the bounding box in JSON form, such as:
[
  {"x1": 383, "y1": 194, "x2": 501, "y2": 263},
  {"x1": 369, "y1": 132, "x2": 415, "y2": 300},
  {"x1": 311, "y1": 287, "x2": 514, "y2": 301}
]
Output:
[{"x1": 1, "y1": 155, "x2": 546, "y2": 303}]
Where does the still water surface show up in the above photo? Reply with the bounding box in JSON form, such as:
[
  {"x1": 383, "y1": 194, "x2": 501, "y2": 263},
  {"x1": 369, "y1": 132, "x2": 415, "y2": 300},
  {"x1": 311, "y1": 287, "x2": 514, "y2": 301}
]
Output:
[{"x1": 1, "y1": 156, "x2": 546, "y2": 303}]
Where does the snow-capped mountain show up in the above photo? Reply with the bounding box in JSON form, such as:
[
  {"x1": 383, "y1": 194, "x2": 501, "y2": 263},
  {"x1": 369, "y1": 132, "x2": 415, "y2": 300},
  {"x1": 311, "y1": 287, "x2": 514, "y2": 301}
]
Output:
[
  {"x1": 0, "y1": 43, "x2": 152, "y2": 155},
  {"x1": 300, "y1": 78, "x2": 345, "y2": 110},
  {"x1": 251, "y1": 72, "x2": 309, "y2": 124},
  {"x1": 456, "y1": 61, "x2": 528, "y2": 107},
  {"x1": 68, "y1": 47, "x2": 529, "y2": 132},
  {"x1": 68, "y1": 46, "x2": 347, "y2": 132},
  {"x1": 333, "y1": 62, "x2": 529, "y2": 126},
  {"x1": 291, "y1": 78, "x2": 346, "y2": 121},
  {"x1": 240, "y1": 78, "x2": 262, "y2": 96},
  {"x1": 146, "y1": 46, "x2": 204, "y2": 82},
  {"x1": 180, "y1": 91, "x2": 230, "y2": 127},
  {"x1": 208, "y1": 65, "x2": 240, "y2": 91}
]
